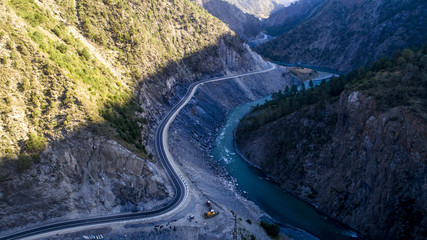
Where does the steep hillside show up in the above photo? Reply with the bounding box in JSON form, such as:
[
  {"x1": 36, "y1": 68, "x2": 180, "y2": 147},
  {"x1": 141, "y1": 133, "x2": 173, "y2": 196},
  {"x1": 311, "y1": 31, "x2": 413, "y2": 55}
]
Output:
[
  {"x1": 263, "y1": 0, "x2": 328, "y2": 36},
  {"x1": 257, "y1": 0, "x2": 427, "y2": 72},
  {"x1": 208, "y1": 0, "x2": 290, "y2": 19},
  {"x1": 236, "y1": 46, "x2": 427, "y2": 239},
  {"x1": 0, "y1": 0, "x2": 269, "y2": 231},
  {"x1": 193, "y1": 0, "x2": 262, "y2": 40}
]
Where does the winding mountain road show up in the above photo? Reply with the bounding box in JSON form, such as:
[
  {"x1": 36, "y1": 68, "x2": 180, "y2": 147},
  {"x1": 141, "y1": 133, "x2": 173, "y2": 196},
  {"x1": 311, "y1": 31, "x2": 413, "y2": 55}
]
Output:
[{"x1": 0, "y1": 63, "x2": 276, "y2": 240}]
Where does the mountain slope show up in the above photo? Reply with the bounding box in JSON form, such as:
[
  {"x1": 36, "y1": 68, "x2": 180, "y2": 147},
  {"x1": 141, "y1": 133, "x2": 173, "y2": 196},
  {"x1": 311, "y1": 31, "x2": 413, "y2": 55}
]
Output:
[
  {"x1": 235, "y1": 46, "x2": 427, "y2": 239},
  {"x1": 263, "y1": 0, "x2": 328, "y2": 36},
  {"x1": 194, "y1": 0, "x2": 262, "y2": 40},
  {"x1": 257, "y1": 0, "x2": 427, "y2": 72},
  {"x1": 207, "y1": 0, "x2": 290, "y2": 19},
  {"x1": 0, "y1": 0, "x2": 269, "y2": 231}
]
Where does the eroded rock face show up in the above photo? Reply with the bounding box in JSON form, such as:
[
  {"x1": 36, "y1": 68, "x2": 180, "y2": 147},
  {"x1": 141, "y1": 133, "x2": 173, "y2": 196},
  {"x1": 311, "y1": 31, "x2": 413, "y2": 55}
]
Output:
[
  {"x1": 0, "y1": 131, "x2": 170, "y2": 231},
  {"x1": 237, "y1": 91, "x2": 427, "y2": 239}
]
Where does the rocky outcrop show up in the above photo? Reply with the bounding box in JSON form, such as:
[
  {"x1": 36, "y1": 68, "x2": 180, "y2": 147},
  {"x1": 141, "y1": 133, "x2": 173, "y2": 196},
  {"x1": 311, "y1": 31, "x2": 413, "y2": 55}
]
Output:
[
  {"x1": 236, "y1": 91, "x2": 427, "y2": 239},
  {"x1": 0, "y1": 131, "x2": 170, "y2": 231},
  {"x1": 257, "y1": 0, "x2": 427, "y2": 72}
]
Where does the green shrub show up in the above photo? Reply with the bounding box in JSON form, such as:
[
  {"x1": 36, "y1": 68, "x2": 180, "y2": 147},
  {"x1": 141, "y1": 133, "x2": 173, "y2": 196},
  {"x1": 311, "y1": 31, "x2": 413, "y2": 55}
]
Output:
[
  {"x1": 25, "y1": 133, "x2": 46, "y2": 153},
  {"x1": 260, "y1": 220, "x2": 280, "y2": 237},
  {"x1": 78, "y1": 47, "x2": 91, "y2": 61},
  {"x1": 17, "y1": 154, "x2": 32, "y2": 173},
  {"x1": 42, "y1": 62, "x2": 55, "y2": 75},
  {"x1": 397, "y1": 56, "x2": 406, "y2": 66},
  {"x1": 20, "y1": 78, "x2": 30, "y2": 92},
  {"x1": 52, "y1": 25, "x2": 62, "y2": 37},
  {"x1": 5, "y1": 40, "x2": 14, "y2": 50},
  {"x1": 32, "y1": 153, "x2": 41, "y2": 164},
  {"x1": 56, "y1": 43, "x2": 68, "y2": 53},
  {"x1": 0, "y1": 56, "x2": 7, "y2": 64},
  {"x1": 3, "y1": 148, "x2": 15, "y2": 159},
  {"x1": 260, "y1": 221, "x2": 280, "y2": 237},
  {"x1": 100, "y1": 99, "x2": 147, "y2": 151},
  {"x1": 9, "y1": 0, "x2": 49, "y2": 27},
  {"x1": 30, "y1": 31, "x2": 44, "y2": 44}
]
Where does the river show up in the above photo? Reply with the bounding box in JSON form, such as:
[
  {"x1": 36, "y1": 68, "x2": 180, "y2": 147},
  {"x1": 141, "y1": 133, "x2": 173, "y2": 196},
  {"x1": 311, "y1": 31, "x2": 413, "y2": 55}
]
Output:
[{"x1": 210, "y1": 73, "x2": 364, "y2": 240}]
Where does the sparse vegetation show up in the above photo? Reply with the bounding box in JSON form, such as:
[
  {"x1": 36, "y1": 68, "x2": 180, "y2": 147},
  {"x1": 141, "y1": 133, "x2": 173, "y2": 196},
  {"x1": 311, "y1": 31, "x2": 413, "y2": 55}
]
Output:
[
  {"x1": 77, "y1": 47, "x2": 91, "y2": 61},
  {"x1": 9, "y1": 0, "x2": 50, "y2": 27},
  {"x1": 25, "y1": 133, "x2": 46, "y2": 153},
  {"x1": 74, "y1": 0, "x2": 237, "y2": 80},
  {"x1": 260, "y1": 220, "x2": 280, "y2": 237},
  {"x1": 17, "y1": 154, "x2": 32, "y2": 173}
]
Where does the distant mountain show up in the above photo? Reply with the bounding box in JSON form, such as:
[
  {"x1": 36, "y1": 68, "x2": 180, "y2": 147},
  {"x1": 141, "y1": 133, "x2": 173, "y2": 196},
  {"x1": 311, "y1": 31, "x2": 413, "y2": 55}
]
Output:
[
  {"x1": 263, "y1": 0, "x2": 328, "y2": 36},
  {"x1": 257, "y1": 0, "x2": 427, "y2": 72},
  {"x1": 192, "y1": 0, "x2": 300, "y2": 39},
  {"x1": 216, "y1": 0, "x2": 290, "y2": 19},
  {"x1": 194, "y1": 0, "x2": 262, "y2": 40}
]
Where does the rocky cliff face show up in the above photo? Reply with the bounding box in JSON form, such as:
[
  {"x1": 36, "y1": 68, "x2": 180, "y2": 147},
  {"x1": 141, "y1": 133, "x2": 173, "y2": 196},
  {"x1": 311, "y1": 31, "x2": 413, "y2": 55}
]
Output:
[
  {"x1": 0, "y1": 131, "x2": 170, "y2": 231},
  {"x1": 137, "y1": 42, "x2": 271, "y2": 141},
  {"x1": 236, "y1": 90, "x2": 427, "y2": 239},
  {"x1": 257, "y1": 0, "x2": 427, "y2": 72}
]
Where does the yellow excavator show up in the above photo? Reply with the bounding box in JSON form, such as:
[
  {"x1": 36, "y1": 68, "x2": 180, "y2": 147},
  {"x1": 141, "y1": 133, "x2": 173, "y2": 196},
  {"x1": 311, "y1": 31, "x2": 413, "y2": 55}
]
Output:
[
  {"x1": 203, "y1": 200, "x2": 218, "y2": 218},
  {"x1": 204, "y1": 209, "x2": 218, "y2": 218}
]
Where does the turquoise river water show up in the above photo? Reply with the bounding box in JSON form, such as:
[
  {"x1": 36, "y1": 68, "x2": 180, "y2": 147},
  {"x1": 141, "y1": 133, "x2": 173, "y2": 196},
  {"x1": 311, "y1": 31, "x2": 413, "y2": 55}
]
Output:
[{"x1": 210, "y1": 77, "x2": 364, "y2": 240}]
